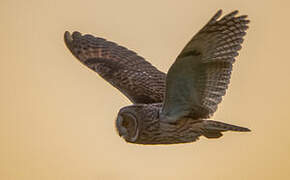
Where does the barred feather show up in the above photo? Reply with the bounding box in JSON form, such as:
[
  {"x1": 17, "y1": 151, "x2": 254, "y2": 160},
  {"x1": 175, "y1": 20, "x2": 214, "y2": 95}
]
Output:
[
  {"x1": 162, "y1": 10, "x2": 250, "y2": 121},
  {"x1": 64, "y1": 31, "x2": 166, "y2": 104}
]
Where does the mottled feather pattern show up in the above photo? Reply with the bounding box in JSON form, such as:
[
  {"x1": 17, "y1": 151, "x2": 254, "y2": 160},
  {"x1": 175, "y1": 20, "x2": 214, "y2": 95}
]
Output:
[
  {"x1": 200, "y1": 10, "x2": 249, "y2": 63},
  {"x1": 197, "y1": 10, "x2": 249, "y2": 117},
  {"x1": 161, "y1": 10, "x2": 249, "y2": 120},
  {"x1": 133, "y1": 103, "x2": 249, "y2": 144},
  {"x1": 65, "y1": 10, "x2": 251, "y2": 145},
  {"x1": 132, "y1": 104, "x2": 204, "y2": 144},
  {"x1": 64, "y1": 31, "x2": 166, "y2": 104},
  {"x1": 184, "y1": 10, "x2": 249, "y2": 118}
]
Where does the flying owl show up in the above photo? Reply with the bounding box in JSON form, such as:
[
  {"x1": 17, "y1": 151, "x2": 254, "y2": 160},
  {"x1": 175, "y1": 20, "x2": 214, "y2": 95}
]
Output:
[{"x1": 64, "y1": 10, "x2": 250, "y2": 145}]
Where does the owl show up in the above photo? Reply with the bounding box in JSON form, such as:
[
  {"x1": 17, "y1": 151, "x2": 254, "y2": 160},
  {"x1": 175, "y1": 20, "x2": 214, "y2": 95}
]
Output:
[{"x1": 64, "y1": 10, "x2": 250, "y2": 145}]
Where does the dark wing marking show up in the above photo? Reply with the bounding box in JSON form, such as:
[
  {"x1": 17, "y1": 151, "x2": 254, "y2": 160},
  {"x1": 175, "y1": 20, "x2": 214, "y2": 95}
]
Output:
[
  {"x1": 161, "y1": 10, "x2": 249, "y2": 122},
  {"x1": 64, "y1": 31, "x2": 166, "y2": 104}
]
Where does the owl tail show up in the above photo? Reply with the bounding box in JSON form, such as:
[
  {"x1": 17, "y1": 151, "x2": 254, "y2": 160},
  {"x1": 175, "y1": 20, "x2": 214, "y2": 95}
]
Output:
[{"x1": 201, "y1": 120, "x2": 251, "y2": 138}]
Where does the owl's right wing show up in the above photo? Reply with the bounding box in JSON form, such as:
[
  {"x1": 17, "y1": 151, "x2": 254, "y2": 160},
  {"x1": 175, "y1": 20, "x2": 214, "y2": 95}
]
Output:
[
  {"x1": 64, "y1": 31, "x2": 166, "y2": 104},
  {"x1": 161, "y1": 10, "x2": 249, "y2": 122}
]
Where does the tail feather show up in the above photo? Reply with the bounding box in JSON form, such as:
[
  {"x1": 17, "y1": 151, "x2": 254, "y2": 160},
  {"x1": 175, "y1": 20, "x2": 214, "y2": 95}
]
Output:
[{"x1": 201, "y1": 120, "x2": 250, "y2": 139}]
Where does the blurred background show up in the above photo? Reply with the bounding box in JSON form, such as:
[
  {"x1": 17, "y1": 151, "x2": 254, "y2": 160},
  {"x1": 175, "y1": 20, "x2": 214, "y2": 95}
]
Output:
[{"x1": 1, "y1": 0, "x2": 289, "y2": 179}]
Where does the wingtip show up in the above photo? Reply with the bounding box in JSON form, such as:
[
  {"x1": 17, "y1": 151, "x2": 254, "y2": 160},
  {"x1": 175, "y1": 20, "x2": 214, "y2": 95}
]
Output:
[
  {"x1": 64, "y1": 31, "x2": 82, "y2": 43},
  {"x1": 207, "y1": 9, "x2": 223, "y2": 24},
  {"x1": 64, "y1": 31, "x2": 83, "y2": 51},
  {"x1": 64, "y1": 31, "x2": 72, "y2": 43}
]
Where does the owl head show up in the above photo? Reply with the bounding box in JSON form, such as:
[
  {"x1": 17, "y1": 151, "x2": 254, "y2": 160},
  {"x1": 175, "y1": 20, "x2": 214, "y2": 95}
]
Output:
[
  {"x1": 116, "y1": 105, "x2": 140, "y2": 143},
  {"x1": 115, "y1": 104, "x2": 162, "y2": 144}
]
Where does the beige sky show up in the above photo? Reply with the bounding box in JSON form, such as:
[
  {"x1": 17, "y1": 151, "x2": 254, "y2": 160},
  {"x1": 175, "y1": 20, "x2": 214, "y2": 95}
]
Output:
[{"x1": 1, "y1": 0, "x2": 290, "y2": 179}]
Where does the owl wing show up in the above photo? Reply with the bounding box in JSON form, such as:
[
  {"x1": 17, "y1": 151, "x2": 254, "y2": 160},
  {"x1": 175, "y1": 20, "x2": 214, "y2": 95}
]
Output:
[
  {"x1": 64, "y1": 31, "x2": 166, "y2": 104},
  {"x1": 161, "y1": 10, "x2": 249, "y2": 122}
]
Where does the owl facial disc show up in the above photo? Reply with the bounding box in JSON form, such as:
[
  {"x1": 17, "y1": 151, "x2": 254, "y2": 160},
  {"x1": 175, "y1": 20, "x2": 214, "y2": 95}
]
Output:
[{"x1": 116, "y1": 112, "x2": 139, "y2": 142}]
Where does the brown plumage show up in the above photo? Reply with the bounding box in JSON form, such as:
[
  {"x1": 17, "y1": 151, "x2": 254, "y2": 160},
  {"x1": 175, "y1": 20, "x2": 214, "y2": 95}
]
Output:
[
  {"x1": 64, "y1": 31, "x2": 166, "y2": 104},
  {"x1": 64, "y1": 10, "x2": 250, "y2": 145}
]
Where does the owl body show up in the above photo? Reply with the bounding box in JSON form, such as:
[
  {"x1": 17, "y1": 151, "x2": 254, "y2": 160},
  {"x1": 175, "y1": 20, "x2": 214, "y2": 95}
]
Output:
[
  {"x1": 116, "y1": 103, "x2": 249, "y2": 144},
  {"x1": 117, "y1": 103, "x2": 197, "y2": 144},
  {"x1": 65, "y1": 10, "x2": 251, "y2": 145}
]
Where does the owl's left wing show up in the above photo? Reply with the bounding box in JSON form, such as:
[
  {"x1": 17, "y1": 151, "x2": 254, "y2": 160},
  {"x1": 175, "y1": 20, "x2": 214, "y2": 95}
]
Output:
[
  {"x1": 64, "y1": 31, "x2": 166, "y2": 104},
  {"x1": 161, "y1": 10, "x2": 249, "y2": 122}
]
